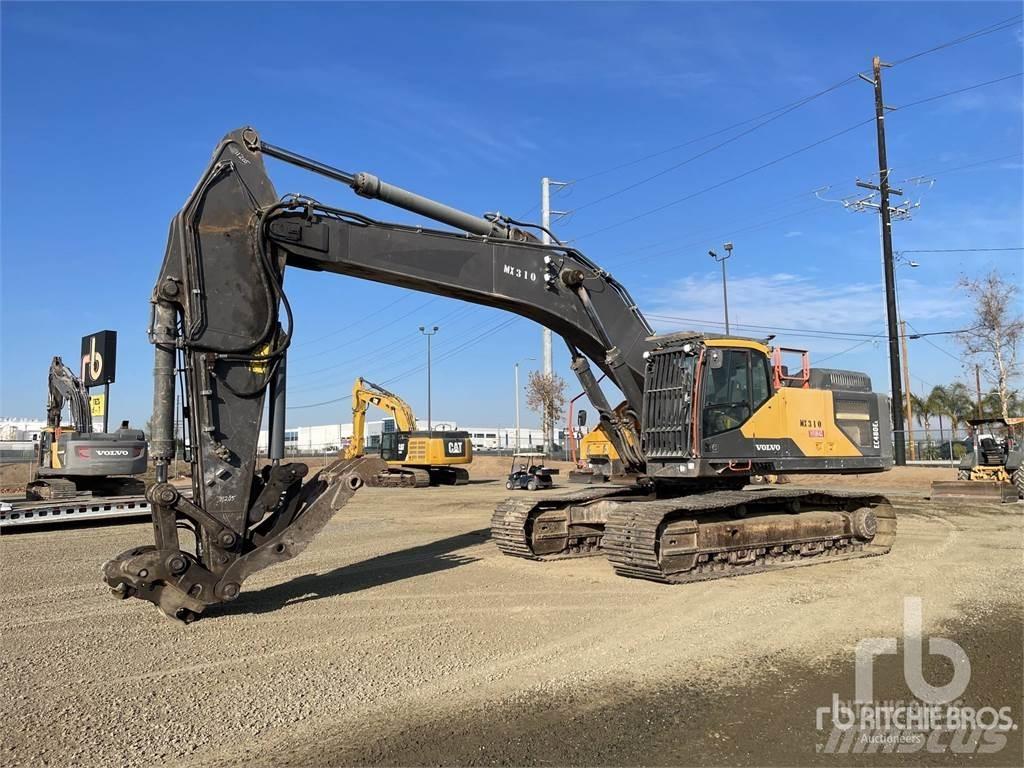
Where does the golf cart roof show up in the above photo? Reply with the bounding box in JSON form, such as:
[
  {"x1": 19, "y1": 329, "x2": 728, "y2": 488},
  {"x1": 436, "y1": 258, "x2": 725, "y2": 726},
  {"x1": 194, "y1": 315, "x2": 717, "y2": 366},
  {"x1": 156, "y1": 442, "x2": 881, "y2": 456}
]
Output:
[
  {"x1": 512, "y1": 452, "x2": 546, "y2": 458},
  {"x1": 967, "y1": 417, "x2": 1009, "y2": 427}
]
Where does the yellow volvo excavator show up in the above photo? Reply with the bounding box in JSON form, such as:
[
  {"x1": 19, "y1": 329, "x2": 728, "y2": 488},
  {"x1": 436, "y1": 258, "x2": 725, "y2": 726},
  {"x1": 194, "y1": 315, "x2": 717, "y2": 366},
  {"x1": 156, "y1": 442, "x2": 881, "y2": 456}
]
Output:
[{"x1": 343, "y1": 377, "x2": 472, "y2": 487}]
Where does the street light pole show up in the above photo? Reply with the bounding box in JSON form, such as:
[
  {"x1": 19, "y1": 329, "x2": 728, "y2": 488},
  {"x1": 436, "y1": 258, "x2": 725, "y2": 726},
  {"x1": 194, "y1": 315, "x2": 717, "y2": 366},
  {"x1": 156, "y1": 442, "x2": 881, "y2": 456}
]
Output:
[
  {"x1": 419, "y1": 325, "x2": 438, "y2": 431},
  {"x1": 708, "y1": 242, "x2": 733, "y2": 334}
]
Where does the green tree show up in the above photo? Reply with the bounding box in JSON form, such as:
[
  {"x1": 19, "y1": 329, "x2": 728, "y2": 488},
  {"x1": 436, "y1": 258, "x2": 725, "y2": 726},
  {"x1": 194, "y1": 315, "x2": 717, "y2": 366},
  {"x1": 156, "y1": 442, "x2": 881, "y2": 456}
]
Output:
[
  {"x1": 925, "y1": 385, "x2": 950, "y2": 458},
  {"x1": 910, "y1": 392, "x2": 932, "y2": 440},
  {"x1": 942, "y1": 382, "x2": 975, "y2": 438}
]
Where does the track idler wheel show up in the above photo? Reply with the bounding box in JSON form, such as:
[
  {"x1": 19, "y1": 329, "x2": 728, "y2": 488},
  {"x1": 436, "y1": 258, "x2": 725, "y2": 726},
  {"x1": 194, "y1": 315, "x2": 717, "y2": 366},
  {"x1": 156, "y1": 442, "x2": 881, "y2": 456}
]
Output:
[{"x1": 850, "y1": 507, "x2": 878, "y2": 541}]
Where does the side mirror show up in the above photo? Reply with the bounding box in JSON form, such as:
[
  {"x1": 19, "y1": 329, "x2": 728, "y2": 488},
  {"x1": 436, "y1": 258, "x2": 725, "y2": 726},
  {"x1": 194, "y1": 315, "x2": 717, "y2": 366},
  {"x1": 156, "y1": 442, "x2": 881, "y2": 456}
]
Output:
[{"x1": 577, "y1": 409, "x2": 587, "y2": 427}]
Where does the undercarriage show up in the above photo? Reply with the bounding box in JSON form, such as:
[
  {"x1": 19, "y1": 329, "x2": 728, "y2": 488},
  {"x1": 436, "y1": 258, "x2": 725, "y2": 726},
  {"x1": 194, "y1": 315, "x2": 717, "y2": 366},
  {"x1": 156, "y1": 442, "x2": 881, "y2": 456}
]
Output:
[
  {"x1": 368, "y1": 466, "x2": 470, "y2": 488},
  {"x1": 491, "y1": 485, "x2": 896, "y2": 583}
]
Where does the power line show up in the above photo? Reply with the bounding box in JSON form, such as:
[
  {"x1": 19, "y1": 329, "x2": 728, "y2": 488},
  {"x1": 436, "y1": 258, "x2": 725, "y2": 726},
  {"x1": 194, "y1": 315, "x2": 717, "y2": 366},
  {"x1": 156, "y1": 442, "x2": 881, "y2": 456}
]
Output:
[
  {"x1": 889, "y1": 14, "x2": 1022, "y2": 66},
  {"x1": 901, "y1": 151, "x2": 1023, "y2": 182},
  {"x1": 814, "y1": 338, "x2": 878, "y2": 364},
  {"x1": 288, "y1": 303, "x2": 480, "y2": 387},
  {"x1": 530, "y1": 14, "x2": 1023, "y2": 226},
  {"x1": 290, "y1": 296, "x2": 439, "y2": 363},
  {"x1": 906, "y1": 326, "x2": 981, "y2": 339},
  {"x1": 610, "y1": 201, "x2": 832, "y2": 268},
  {"x1": 287, "y1": 315, "x2": 522, "y2": 409},
  {"x1": 568, "y1": 76, "x2": 859, "y2": 214},
  {"x1": 572, "y1": 83, "x2": 857, "y2": 187},
  {"x1": 645, "y1": 312, "x2": 885, "y2": 340},
  {"x1": 893, "y1": 71, "x2": 1022, "y2": 112},
  {"x1": 594, "y1": 145, "x2": 1021, "y2": 270},
  {"x1": 291, "y1": 292, "x2": 415, "y2": 349},
  {"x1": 561, "y1": 14, "x2": 1023, "y2": 208},
  {"x1": 904, "y1": 321, "x2": 1001, "y2": 387},
  {"x1": 896, "y1": 248, "x2": 1023, "y2": 255},
  {"x1": 573, "y1": 71, "x2": 1023, "y2": 242},
  {"x1": 573, "y1": 118, "x2": 876, "y2": 241}
]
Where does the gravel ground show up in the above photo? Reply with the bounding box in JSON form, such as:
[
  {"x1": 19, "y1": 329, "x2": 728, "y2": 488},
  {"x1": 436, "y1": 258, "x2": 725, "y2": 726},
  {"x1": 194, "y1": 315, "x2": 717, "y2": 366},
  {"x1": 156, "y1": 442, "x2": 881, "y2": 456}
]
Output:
[{"x1": 1, "y1": 474, "x2": 1021, "y2": 767}]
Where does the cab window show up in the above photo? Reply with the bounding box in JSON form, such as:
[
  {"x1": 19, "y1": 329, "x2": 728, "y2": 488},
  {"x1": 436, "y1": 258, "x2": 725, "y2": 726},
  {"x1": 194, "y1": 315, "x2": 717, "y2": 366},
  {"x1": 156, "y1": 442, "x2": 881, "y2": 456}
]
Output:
[
  {"x1": 702, "y1": 348, "x2": 771, "y2": 437},
  {"x1": 380, "y1": 431, "x2": 403, "y2": 461},
  {"x1": 751, "y1": 352, "x2": 772, "y2": 409}
]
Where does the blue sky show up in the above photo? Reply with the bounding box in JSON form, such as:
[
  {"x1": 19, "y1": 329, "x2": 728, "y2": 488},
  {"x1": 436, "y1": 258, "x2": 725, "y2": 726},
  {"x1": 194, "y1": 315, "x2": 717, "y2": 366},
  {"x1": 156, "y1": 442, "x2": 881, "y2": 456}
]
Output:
[{"x1": 2, "y1": 1, "x2": 1022, "y2": 431}]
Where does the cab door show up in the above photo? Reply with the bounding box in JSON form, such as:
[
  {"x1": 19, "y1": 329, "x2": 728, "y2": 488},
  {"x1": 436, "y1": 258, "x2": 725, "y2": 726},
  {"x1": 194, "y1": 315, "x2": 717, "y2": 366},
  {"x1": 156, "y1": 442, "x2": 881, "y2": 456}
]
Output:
[
  {"x1": 701, "y1": 347, "x2": 772, "y2": 451},
  {"x1": 379, "y1": 431, "x2": 409, "y2": 462}
]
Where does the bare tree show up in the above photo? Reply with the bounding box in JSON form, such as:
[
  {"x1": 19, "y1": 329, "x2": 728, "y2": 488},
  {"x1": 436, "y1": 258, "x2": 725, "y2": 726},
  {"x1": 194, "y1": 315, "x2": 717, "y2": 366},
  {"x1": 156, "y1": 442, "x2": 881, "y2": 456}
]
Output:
[
  {"x1": 957, "y1": 271, "x2": 1023, "y2": 421},
  {"x1": 525, "y1": 370, "x2": 567, "y2": 454}
]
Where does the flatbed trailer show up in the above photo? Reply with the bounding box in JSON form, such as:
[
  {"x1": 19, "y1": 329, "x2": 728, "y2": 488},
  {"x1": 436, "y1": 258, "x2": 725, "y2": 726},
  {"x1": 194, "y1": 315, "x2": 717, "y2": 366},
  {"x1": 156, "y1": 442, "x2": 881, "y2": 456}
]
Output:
[{"x1": 0, "y1": 486, "x2": 191, "y2": 530}]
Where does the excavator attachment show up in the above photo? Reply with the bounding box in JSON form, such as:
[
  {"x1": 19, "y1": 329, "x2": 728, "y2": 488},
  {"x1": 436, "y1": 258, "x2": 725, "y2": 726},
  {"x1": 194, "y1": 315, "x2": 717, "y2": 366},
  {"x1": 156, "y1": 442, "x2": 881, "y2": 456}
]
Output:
[{"x1": 103, "y1": 456, "x2": 387, "y2": 621}]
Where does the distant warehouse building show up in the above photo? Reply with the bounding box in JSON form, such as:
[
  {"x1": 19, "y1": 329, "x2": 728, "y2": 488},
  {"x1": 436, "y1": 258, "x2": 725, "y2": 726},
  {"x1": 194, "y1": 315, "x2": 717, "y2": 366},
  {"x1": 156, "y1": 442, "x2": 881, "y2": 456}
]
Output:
[
  {"x1": 0, "y1": 417, "x2": 47, "y2": 462},
  {"x1": 257, "y1": 417, "x2": 457, "y2": 455},
  {"x1": 462, "y1": 427, "x2": 566, "y2": 452}
]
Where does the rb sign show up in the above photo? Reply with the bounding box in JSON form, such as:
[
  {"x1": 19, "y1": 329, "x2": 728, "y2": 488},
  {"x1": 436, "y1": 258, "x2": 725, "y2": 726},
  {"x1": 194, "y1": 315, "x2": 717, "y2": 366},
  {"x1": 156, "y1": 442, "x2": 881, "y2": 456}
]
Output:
[{"x1": 81, "y1": 330, "x2": 117, "y2": 387}]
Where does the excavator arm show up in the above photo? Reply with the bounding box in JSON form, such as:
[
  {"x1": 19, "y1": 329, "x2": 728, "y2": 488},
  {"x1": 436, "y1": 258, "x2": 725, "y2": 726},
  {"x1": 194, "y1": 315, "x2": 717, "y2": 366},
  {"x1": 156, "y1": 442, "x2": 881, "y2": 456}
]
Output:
[
  {"x1": 46, "y1": 356, "x2": 93, "y2": 434},
  {"x1": 344, "y1": 377, "x2": 418, "y2": 459},
  {"x1": 103, "y1": 127, "x2": 655, "y2": 620}
]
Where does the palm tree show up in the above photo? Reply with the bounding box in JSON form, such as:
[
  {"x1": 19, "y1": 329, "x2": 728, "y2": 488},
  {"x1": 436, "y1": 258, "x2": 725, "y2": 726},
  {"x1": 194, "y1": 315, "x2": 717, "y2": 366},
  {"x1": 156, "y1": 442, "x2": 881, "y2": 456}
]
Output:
[
  {"x1": 926, "y1": 385, "x2": 950, "y2": 450},
  {"x1": 943, "y1": 382, "x2": 975, "y2": 440},
  {"x1": 910, "y1": 392, "x2": 931, "y2": 457}
]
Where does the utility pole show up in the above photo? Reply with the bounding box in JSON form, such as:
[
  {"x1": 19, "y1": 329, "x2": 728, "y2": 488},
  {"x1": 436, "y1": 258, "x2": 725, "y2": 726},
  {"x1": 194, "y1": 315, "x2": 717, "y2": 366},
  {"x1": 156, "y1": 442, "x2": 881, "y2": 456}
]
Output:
[
  {"x1": 419, "y1": 325, "x2": 438, "y2": 431},
  {"x1": 541, "y1": 177, "x2": 568, "y2": 453},
  {"x1": 514, "y1": 356, "x2": 535, "y2": 454},
  {"x1": 899, "y1": 320, "x2": 916, "y2": 461},
  {"x1": 515, "y1": 362, "x2": 521, "y2": 454},
  {"x1": 708, "y1": 243, "x2": 733, "y2": 334},
  {"x1": 858, "y1": 55, "x2": 906, "y2": 466},
  {"x1": 975, "y1": 365, "x2": 983, "y2": 418}
]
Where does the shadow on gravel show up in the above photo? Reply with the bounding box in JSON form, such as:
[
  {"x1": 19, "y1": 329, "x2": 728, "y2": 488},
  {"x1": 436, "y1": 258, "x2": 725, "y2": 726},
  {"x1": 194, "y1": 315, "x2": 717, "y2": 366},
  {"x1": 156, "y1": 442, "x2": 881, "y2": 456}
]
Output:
[
  {"x1": 311, "y1": 604, "x2": 1022, "y2": 767},
  {"x1": 225, "y1": 528, "x2": 492, "y2": 616}
]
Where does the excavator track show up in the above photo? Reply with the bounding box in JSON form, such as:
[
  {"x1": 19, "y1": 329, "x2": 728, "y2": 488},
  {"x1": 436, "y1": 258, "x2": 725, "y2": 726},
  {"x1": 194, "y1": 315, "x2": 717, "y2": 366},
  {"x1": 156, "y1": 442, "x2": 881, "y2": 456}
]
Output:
[
  {"x1": 427, "y1": 466, "x2": 470, "y2": 486},
  {"x1": 369, "y1": 467, "x2": 431, "y2": 488},
  {"x1": 490, "y1": 486, "x2": 635, "y2": 560},
  {"x1": 603, "y1": 487, "x2": 896, "y2": 584},
  {"x1": 26, "y1": 478, "x2": 80, "y2": 501}
]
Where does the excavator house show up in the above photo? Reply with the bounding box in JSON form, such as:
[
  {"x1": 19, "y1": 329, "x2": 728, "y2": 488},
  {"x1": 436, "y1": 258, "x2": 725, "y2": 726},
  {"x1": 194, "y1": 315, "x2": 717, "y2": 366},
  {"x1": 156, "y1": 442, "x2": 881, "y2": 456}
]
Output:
[{"x1": 103, "y1": 128, "x2": 896, "y2": 622}]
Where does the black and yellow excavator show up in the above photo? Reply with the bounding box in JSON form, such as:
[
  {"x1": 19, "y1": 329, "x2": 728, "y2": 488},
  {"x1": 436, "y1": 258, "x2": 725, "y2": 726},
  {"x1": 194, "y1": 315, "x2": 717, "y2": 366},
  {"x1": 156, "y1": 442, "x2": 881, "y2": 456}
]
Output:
[
  {"x1": 343, "y1": 377, "x2": 471, "y2": 487},
  {"x1": 103, "y1": 128, "x2": 897, "y2": 621}
]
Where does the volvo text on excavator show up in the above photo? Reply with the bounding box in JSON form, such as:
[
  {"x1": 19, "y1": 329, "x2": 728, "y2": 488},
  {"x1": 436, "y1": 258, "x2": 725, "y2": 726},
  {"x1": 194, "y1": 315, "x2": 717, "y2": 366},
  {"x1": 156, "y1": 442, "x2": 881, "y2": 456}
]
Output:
[
  {"x1": 344, "y1": 376, "x2": 472, "y2": 487},
  {"x1": 103, "y1": 128, "x2": 896, "y2": 622},
  {"x1": 29, "y1": 356, "x2": 147, "y2": 500}
]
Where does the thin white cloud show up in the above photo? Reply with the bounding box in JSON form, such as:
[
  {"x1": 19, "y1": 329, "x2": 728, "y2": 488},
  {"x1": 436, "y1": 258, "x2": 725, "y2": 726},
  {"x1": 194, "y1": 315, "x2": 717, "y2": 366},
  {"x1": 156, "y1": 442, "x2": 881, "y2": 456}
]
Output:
[{"x1": 643, "y1": 272, "x2": 965, "y2": 353}]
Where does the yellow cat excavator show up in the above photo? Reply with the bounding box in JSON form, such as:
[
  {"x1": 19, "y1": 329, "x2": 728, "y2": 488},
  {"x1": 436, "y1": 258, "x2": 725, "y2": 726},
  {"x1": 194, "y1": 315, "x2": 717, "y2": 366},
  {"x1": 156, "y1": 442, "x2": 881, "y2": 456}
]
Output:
[{"x1": 343, "y1": 377, "x2": 472, "y2": 487}]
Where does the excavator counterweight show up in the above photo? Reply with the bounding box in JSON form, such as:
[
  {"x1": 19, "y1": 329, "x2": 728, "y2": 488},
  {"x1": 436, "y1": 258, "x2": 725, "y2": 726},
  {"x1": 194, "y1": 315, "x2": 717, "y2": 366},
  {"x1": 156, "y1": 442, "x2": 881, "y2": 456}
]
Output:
[{"x1": 103, "y1": 128, "x2": 895, "y2": 621}]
